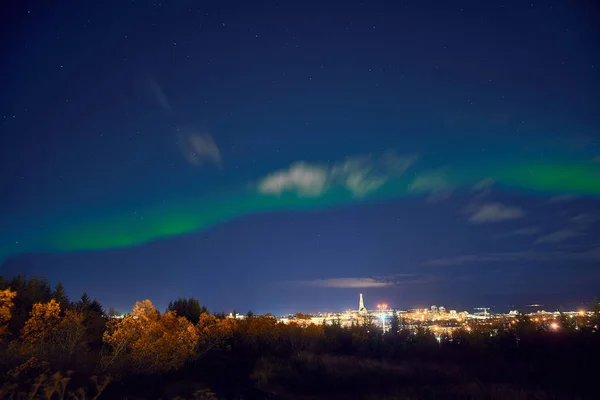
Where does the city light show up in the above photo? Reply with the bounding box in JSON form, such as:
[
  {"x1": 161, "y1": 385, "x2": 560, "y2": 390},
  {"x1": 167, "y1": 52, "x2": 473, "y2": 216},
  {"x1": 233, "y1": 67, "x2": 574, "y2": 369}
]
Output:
[
  {"x1": 274, "y1": 294, "x2": 592, "y2": 338},
  {"x1": 377, "y1": 303, "x2": 388, "y2": 333}
]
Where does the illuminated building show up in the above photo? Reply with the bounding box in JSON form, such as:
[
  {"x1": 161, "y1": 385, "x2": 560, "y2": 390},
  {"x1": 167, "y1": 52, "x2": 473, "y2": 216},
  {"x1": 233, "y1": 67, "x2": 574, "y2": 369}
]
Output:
[{"x1": 359, "y1": 293, "x2": 367, "y2": 314}]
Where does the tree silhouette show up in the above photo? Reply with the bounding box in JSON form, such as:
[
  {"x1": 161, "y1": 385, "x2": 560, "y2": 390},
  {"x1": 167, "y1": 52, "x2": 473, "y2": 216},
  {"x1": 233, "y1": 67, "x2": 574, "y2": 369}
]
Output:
[
  {"x1": 7, "y1": 275, "x2": 53, "y2": 336},
  {"x1": 107, "y1": 307, "x2": 121, "y2": 318},
  {"x1": 167, "y1": 297, "x2": 207, "y2": 324},
  {"x1": 78, "y1": 292, "x2": 91, "y2": 308},
  {"x1": 52, "y1": 282, "x2": 70, "y2": 311},
  {"x1": 390, "y1": 310, "x2": 400, "y2": 334},
  {"x1": 294, "y1": 312, "x2": 312, "y2": 320},
  {"x1": 592, "y1": 297, "x2": 600, "y2": 329}
]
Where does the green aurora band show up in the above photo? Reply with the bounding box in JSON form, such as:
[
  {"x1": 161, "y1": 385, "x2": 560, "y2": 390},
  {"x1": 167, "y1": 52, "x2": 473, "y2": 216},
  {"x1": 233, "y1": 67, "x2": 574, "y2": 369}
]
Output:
[{"x1": 2, "y1": 159, "x2": 600, "y2": 261}]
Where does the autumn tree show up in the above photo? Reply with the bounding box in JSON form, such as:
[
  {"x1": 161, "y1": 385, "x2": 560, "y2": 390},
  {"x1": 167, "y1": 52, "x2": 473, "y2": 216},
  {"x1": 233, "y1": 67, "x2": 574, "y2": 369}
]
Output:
[
  {"x1": 103, "y1": 299, "x2": 199, "y2": 374},
  {"x1": 53, "y1": 310, "x2": 87, "y2": 360},
  {"x1": 21, "y1": 299, "x2": 61, "y2": 360},
  {"x1": 196, "y1": 313, "x2": 236, "y2": 358},
  {"x1": 7, "y1": 275, "x2": 53, "y2": 336},
  {"x1": 0, "y1": 288, "x2": 17, "y2": 340}
]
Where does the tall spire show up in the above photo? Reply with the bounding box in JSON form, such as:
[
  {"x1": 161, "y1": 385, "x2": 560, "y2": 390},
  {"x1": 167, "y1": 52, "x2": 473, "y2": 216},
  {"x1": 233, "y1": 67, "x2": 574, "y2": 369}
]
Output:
[{"x1": 359, "y1": 293, "x2": 367, "y2": 313}]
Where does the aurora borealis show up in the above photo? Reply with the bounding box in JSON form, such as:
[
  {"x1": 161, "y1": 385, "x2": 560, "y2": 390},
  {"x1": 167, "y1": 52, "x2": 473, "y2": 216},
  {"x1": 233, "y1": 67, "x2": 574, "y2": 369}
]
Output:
[
  {"x1": 1, "y1": 0, "x2": 599, "y2": 313},
  {"x1": 3, "y1": 155, "x2": 600, "y2": 261}
]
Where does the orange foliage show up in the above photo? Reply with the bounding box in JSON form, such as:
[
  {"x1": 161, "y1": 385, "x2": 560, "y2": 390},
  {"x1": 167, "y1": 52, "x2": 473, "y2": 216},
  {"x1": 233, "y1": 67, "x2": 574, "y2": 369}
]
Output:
[
  {"x1": 196, "y1": 314, "x2": 236, "y2": 357},
  {"x1": 54, "y1": 310, "x2": 87, "y2": 358},
  {"x1": 234, "y1": 315, "x2": 283, "y2": 352},
  {"x1": 103, "y1": 300, "x2": 198, "y2": 374},
  {"x1": 21, "y1": 299, "x2": 61, "y2": 346},
  {"x1": 0, "y1": 288, "x2": 17, "y2": 339}
]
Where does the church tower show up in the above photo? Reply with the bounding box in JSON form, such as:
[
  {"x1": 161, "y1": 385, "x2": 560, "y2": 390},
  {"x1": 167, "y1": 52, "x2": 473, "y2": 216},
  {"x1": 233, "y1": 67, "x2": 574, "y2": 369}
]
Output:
[{"x1": 358, "y1": 293, "x2": 367, "y2": 314}]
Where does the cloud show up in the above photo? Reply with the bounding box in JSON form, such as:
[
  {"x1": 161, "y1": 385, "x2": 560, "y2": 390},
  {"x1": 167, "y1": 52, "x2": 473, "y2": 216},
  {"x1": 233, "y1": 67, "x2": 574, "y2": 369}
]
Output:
[
  {"x1": 258, "y1": 151, "x2": 417, "y2": 197},
  {"x1": 546, "y1": 194, "x2": 578, "y2": 204},
  {"x1": 409, "y1": 171, "x2": 450, "y2": 192},
  {"x1": 423, "y1": 252, "x2": 536, "y2": 266},
  {"x1": 535, "y1": 229, "x2": 584, "y2": 244},
  {"x1": 472, "y1": 178, "x2": 494, "y2": 191},
  {"x1": 409, "y1": 170, "x2": 452, "y2": 202},
  {"x1": 495, "y1": 226, "x2": 540, "y2": 239},
  {"x1": 302, "y1": 273, "x2": 435, "y2": 288},
  {"x1": 570, "y1": 213, "x2": 596, "y2": 225},
  {"x1": 512, "y1": 227, "x2": 540, "y2": 235},
  {"x1": 467, "y1": 202, "x2": 525, "y2": 223},
  {"x1": 141, "y1": 75, "x2": 172, "y2": 112},
  {"x1": 177, "y1": 130, "x2": 222, "y2": 167},
  {"x1": 258, "y1": 163, "x2": 328, "y2": 197},
  {"x1": 306, "y1": 277, "x2": 395, "y2": 288},
  {"x1": 423, "y1": 244, "x2": 600, "y2": 267}
]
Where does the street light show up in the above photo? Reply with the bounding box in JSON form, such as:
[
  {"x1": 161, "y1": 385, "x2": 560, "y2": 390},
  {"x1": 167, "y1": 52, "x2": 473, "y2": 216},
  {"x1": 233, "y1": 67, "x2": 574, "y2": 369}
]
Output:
[{"x1": 377, "y1": 304, "x2": 388, "y2": 333}]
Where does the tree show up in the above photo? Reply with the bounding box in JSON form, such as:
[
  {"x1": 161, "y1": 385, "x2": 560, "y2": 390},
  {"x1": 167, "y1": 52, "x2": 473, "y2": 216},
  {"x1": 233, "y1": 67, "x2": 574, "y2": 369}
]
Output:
[
  {"x1": 246, "y1": 310, "x2": 255, "y2": 318},
  {"x1": 107, "y1": 307, "x2": 121, "y2": 318},
  {"x1": 0, "y1": 288, "x2": 16, "y2": 340},
  {"x1": 102, "y1": 299, "x2": 198, "y2": 374},
  {"x1": 77, "y1": 292, "x2": 91, "y2": 311},
  {"x1": 53, "y1": 310, "x2": 87, "y2": 360},
  {"x1": 592, "y1": 297, "x2": 600, "y2": 329},
  {"x1": 21, "y1": 299, "x2": 61, "y2": 360},
  {"x1": 389, "y1": 310, "x2": 400, "y2": 334},
  {"x1": 52, "y1": 282, "x2": 70, "y2": 311},
  {"x1": 7, "y1": 275, "x2": 53, "y2": 336},
  {"x1": 89, "y1": 299, "x2": 104, "y2": 315},
  {"x1": 167, "y1": 297, "x2": 207, "y2": 324},
  {"x1": 196, "y1": 313, "x2": 235, "y2": 358}
]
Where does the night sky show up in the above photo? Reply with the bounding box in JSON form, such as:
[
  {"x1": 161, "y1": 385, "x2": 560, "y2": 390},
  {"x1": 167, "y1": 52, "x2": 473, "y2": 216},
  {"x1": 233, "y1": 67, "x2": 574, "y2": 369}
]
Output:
[{"x1": 1, "y1": 0, "x2": 599, "y2": 315}]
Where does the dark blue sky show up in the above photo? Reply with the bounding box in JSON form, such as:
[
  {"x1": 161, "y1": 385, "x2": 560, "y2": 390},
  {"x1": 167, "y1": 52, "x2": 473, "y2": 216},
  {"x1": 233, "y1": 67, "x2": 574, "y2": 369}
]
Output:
[{"x1": 1, "y1": 0, "x2": 599, "y2": 315}]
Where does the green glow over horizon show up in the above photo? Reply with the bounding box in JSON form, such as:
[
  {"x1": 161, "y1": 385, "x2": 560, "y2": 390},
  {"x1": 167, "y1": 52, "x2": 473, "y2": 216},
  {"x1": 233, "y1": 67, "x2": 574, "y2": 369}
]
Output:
[{"x1": 3, "y1": 159, "x2": 599, "y2": 260}]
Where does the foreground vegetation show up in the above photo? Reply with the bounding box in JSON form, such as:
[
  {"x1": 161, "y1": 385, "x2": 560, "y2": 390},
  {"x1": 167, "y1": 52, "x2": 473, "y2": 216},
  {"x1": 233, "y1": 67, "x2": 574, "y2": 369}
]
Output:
[{"x1": 1, "y1": 276, "x2": 599, "y2": 399}]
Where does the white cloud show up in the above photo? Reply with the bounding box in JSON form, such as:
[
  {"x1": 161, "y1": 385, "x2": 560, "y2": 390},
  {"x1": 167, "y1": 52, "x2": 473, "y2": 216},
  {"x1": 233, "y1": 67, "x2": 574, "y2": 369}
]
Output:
[
  {"x1": 177, "y1": 131, "x2": 222, "y2": 167},
  {"x1": 423, "y1": 244, "x2": 600, "y2": 267},
  {"x1": 258, "y1": 163, "x2": 328, "y2": 197},
  {"x1": 409, "y1": 171, "x2": 449, "y2": 192},
  {"x1": 535, "y1": 229, "x2": 584, "y2": 244},
  {"x1": 306, "y1": 277, "x2": 394, "y2": 288},
  {"x1": 409, "y1": 171, "x2": 453, "y2": 202},
  {"x1": 467, "y1": 202, "x2": 525, "y2": 223},
  {"x1": 257, "y1": 151, "x2": 417, "y2": 197}
]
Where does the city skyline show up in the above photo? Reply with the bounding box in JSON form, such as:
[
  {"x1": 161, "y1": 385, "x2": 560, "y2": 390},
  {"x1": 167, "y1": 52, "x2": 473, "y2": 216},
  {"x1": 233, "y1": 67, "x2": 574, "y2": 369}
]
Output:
[{"x1": 1, "y1": 0, "x2": 599, "y2": 313}]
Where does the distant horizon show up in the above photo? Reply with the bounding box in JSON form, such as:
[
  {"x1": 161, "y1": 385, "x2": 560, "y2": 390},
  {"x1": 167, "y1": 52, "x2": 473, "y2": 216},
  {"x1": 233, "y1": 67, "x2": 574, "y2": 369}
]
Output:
[{"x1": 2, "y1": 0, "x2": 599, "y2": 316}]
